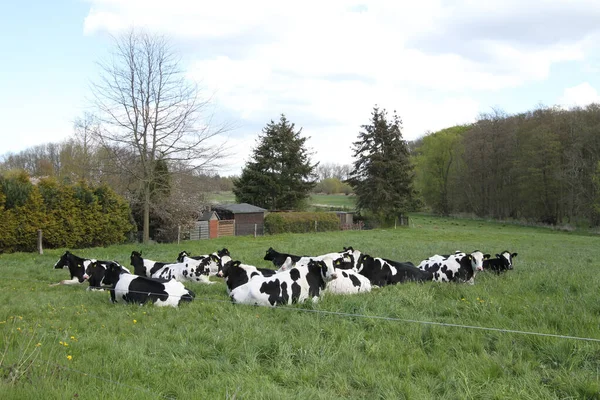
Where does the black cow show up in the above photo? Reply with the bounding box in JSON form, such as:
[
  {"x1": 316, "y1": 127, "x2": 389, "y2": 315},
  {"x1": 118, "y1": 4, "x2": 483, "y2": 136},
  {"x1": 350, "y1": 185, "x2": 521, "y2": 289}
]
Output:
[
  {"x1": 101, "y1": 262, "x2": 194, "y2": 307},
  {"x1": 483, "y1": 251, "x2": 518, "y2": 274}
]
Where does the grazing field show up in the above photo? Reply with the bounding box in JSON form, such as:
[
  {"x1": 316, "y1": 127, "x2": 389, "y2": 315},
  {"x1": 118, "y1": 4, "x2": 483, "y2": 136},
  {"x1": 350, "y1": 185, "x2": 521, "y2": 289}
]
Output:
[
  {"x1": 1, "y1": 215, "x2": 599, "y2": 399},
  {"x1": 207, "y1": 191, "x2": 355, "y2": 210}
]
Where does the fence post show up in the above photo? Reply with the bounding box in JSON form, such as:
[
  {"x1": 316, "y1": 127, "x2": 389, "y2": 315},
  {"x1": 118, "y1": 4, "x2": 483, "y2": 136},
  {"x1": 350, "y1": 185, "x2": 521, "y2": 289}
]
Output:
[
  {"x1": 254, "y1": 224, "x2": 257, "y2": 238},
  {"x1": 395, "y1": 217, "x2": 397, "y2": 229},
  {"x1": 315, "y1": 220, "x2": 317, "y2": 232},
  {"x1": 177, "y1": 225, "x2": 181, "y2": 245},
  {"x1": 37, "y1": 229, "x2": 43, "y2": 255}
]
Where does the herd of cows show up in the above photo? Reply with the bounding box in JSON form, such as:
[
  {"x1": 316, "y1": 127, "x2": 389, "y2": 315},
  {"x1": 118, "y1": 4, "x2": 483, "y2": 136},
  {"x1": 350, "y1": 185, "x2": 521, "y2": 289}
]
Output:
[{"x1": 52, "y1": 246, "x2": 518, "y2": 307}]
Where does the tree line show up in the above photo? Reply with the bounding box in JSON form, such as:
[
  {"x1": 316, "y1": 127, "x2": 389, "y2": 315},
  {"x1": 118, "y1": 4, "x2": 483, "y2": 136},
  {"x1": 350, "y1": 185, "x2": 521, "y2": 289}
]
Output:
[{"x1": 412, "y1": 105, "x2": 600, "y2": 226}]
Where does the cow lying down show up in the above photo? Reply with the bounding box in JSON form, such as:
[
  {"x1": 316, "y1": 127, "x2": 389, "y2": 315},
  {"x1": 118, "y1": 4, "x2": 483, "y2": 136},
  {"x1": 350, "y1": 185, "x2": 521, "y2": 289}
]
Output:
[
  {"x1": 51, "y1": 250, "x2": 129, "y2": 289},
  {"x1": 417, "y1": 250, "x2": 489, "y2": 284},
  {"x1": 130, "y1": 251, "x2": 219, "y2": 285},
  {"x1": 228, "y1": 258, "x2": 338, "y2": 306},
  {"x1": 217, "y1": 260, "x2": 277, "y2": 294},
  {"x1": 100, "y1": 261, "x2": 195, "y2": 307}
]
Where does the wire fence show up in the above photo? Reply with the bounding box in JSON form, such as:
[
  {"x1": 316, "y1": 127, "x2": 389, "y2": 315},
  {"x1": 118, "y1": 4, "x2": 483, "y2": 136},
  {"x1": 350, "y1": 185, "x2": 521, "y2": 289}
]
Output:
[
  {"x1": 3, "y1": 275, "x2": 600, "y2": 343},
  {"x1": 3, "y1": 274, "x2": 600, "y2": 399}
]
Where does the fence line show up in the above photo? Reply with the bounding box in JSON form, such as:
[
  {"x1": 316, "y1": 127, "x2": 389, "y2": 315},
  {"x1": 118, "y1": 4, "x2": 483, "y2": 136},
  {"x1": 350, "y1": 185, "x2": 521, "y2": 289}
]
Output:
[{"x1": 3, "y1": 276, "x2": 600, "y2": 344}]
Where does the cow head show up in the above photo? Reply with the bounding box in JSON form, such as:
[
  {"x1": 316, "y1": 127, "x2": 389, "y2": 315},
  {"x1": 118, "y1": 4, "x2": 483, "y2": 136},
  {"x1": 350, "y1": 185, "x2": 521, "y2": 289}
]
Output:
[
  {"x1": 130, "y1": 251, "x2": 146, "y2": 276},
  {"x1": 308, "y1": 258, "x2": 337, "y2": 282},
  {"x1": 217, "y1": 260, "x2": 241, "y2": 278},
  {"x1": 99, "y1": 262, "x2": 124, "y2": 287},
  {"x1": 263, "y1": 247, "x2": 276, "y2": 261},
  {"x1": 218, "y1": 248, "x2": 231, "y2": 258},
  {"x1": 54, "y1": 251, "x2": 71, "y2": 269},
  {"x1": 499, "y1": 251, "x2": 518, "y2": 270},
  {"x1": 177, "y1": 251, "x2": 190, "y2": 263},
  {"x1": 469, "y1": 251, "x2": 490, "y2": 272}
]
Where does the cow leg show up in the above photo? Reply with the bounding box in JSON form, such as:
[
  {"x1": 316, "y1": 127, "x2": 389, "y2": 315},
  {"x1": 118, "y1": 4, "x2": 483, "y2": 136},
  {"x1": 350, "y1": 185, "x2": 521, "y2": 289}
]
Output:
[{"x1": 49, "y1": 277, "x2": 84, "y2": 286}]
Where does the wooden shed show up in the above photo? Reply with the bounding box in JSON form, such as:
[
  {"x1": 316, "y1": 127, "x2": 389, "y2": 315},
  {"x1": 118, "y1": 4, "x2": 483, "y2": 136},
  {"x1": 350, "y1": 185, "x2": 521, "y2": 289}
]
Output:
[
  {"x1": 189, "y1": 210, "x2": 218, "y2": 240},
  {"x1": 212, "y1": 203, "x2": 267, "y2": 236}
]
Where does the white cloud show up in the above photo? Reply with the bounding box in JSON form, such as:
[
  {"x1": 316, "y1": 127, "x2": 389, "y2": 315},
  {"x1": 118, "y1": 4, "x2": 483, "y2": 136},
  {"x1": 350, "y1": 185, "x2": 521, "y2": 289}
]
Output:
[
  {"x1": 81, "y1": 0, "x2": 600, "y2": 174},
  {"x1": 559, "y1": 82, "x2": 600, "y2": 108}
]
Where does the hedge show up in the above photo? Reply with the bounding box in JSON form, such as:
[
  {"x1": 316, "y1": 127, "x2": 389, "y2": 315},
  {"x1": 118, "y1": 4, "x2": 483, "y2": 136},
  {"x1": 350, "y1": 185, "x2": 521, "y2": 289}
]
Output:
[
  {"x1": 264, "y1": 212, "x2": 340, "y2": 235},
  {"x1": 0, "y1": 173, "x2": 134, "y2": 252}
]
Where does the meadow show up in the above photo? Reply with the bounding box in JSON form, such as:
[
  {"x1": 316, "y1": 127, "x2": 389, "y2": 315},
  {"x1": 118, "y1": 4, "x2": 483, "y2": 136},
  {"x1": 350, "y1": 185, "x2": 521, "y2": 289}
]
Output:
[
  {"x1": 1, "y1": 214, "x2": 599, "y2": 399},
  {"x1": 207, "y1": 192, "x2": 355, "y2": 210}
]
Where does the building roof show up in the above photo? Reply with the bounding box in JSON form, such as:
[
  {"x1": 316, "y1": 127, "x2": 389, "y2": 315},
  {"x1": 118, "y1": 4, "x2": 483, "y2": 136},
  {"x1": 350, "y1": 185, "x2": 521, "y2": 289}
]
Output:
[
  {"x1": 198, "y1": 210, "x2": 219, "y2": 221},
  {"x1": 212, "y1": 203, "x2": 267, "y2": 214}
]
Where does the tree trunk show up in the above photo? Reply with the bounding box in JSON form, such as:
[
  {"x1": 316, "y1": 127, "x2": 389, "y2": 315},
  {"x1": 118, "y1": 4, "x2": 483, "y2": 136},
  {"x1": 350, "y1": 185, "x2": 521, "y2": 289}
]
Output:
[{"x1": 143, "y1": 182, "x2": 151, "y2": 243}]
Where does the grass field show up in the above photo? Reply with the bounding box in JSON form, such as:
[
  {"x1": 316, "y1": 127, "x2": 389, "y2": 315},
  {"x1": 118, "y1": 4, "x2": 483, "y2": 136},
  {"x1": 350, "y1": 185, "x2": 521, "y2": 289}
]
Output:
[
  {"x1": 207, "y1": 192, "x2": 355, "y2": 210},
  {"x1": 1, "y1": 214, "x2": 600, "y2": 399}
]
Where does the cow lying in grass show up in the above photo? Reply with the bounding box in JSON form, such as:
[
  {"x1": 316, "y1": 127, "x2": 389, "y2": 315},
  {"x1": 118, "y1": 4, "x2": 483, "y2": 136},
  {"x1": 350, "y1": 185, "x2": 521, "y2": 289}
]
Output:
[
  {"x1": 177, "y1": 248, "x2": 231, "y2": 276},
  {"x1": 100, "y1": 261, "x2": 195, "y2": 307},
  {"x1": 483, "y1": 251, "x2": 517, "y2": 274},
  {"x1": 417, "y1": 250, "x2": 489, "y2": 284},
  {"x1": 217, "y1": 260, "x2": 277, "y2": 294},
  {"x1": 265, "y1": 247, "x2": 355, "y2": 272},
  {"x1": 130, "y1": 251, "x2": 220, "y2": 284},
  {"x1": 228, "y1": 258, "x2": 338, "y2": 306},
  {"x1": 343, "y1": 247, "x2": 432, "y2": 287},
  {"x1": 51, "y1": 251, "x2": 129, "y2": 288}
]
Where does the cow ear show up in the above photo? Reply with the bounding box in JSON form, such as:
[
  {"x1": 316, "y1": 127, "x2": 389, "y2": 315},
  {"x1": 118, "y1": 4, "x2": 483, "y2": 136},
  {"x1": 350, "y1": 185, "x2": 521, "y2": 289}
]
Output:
[
  {"x1": 210, "y1": 254, "x2": 219, "y2": 262},
  {"x1": 512, "y1": 253, "x2": 518, "y2": 258},
  {"x1": 496, "y1": 254, "x2": 501, "y2": 258},
  {"x1": 468, "y1": 255, "x2": 472, "y2": 260},
  {"x1": 233, "y1": 261, "x2": 241, "y2": 267},
  {"x1": 334, "y1": 259, "x2": 341, "y2": 265},
  {"x1": 484, "y1": 254, "x2": 491, "y2": 260}
]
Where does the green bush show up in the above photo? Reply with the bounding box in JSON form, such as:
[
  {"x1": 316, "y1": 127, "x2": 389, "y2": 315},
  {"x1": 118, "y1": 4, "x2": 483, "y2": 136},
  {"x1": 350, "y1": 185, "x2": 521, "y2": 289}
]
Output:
[
  {"x1": 265, "y1": 212, "x2": 340, "y2": 234},
  {"x1": 0, "y1": 173, "x2": 134, "y2": 252}
]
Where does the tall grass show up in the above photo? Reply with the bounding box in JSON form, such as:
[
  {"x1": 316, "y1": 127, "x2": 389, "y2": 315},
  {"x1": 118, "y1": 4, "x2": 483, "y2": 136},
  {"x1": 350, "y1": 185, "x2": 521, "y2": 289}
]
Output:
[{"x1": 1, "y1": 214, "x2": 599, "y2": 399}]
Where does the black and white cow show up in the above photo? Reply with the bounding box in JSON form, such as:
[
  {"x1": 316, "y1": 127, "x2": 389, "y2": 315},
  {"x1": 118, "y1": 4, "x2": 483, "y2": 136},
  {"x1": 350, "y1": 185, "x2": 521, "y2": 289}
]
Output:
[
  {"x1": 217, "y1": 260, "x2": 277, "y2": 294},
  {"x1": 228, "y1": 258, "x2": 338, "y2": 306},
  {"x1": 417, "y1": 250, "x2": 489, "y2": 284},
  {"x1": 51, "y1": 251, "x2": 129, "y2": 288},
  {"x1": 263, "y1": 247, "x2": 303, "y2": 268},
  {"x1": 101, "y1": 262, "x2": 195, "y2": 307},
  {"x1": 483, "y1": 251, "x2": 518, "y2": 274},
  {"x1": 345, "y1": 248, "x2": 432, "y2": 287},
  {"x1": 177, "y1": 248, "x2": 231, "y2": 277},
  {"x1": 325, "y1": 267, "x2": 372, "y2": 295},
  {"x1": 83, "y1": 260, "x2": 131, "y2": 291},
  {"x1": 130, "y1": 251, "x2": 219, "y2": 284},
  {"x1": 268, "y1": 248, "x2": 355, "y2": 272}
]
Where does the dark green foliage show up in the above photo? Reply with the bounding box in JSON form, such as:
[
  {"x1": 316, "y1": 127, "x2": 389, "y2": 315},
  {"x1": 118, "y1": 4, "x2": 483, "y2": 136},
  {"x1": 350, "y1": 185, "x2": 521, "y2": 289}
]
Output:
[
  {"x1": 348, "y1": 106, "x2": 416, "y2": 224},
  {"x1": 264, "y1": 212, "x2": 340, "y2": 234},
  {"x1": 233, "y1": 115, "x2": 317, "y2": 210},
  {"x1": 0, "y1": 173, "x2": 134, "y2": 252}
]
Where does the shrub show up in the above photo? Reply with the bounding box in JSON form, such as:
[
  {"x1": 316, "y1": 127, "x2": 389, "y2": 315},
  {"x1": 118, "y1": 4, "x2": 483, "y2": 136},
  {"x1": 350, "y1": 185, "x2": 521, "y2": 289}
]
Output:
[{"x1": 264, "y1": 212, "x2": 340, "y2": 235}]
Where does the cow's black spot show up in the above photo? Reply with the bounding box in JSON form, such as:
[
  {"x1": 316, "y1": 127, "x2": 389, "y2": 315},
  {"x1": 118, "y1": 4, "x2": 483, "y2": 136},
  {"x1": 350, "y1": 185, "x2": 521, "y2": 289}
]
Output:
[
  {"x1": 290, "y1": 268, "x2": 301, "y2": 281},
  {"x1": 281, "y1": 281, "x2": 289, "y2": 305},
  {"x1": 251, "y1": 272, "x2": 259, "y2": 278},
  {"x1": 342, "y1": 271, "x2": 348, "y2": 278},
  {"x1": 349, "y1": 274, "x2": 361, "y2": 287},
  {"x1": 291, "y1": 282, "x2": 301, "y2": 303},
  {"x1": 259, "y1": 279, "x2": 281, "y2": 306}
]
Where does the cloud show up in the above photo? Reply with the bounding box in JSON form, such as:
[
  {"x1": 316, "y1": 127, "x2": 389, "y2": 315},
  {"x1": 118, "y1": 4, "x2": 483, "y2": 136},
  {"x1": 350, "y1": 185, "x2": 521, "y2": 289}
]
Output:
[
  {"x1": 82, "y1": 0, "x2": 599, "y2": 175},
  {"x1": 558, "y1": 82, "x2": 600, "y2": 108}
]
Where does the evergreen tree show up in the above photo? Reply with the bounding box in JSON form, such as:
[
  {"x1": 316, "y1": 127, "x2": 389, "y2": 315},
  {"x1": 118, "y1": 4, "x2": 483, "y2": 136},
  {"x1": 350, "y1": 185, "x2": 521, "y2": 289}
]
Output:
[
  {"x1": 233, "y1": 115, "x2": 317, "y2": 210},
  {"x1": 348, "y1": 106, "x2": 415, "y2": 223}
]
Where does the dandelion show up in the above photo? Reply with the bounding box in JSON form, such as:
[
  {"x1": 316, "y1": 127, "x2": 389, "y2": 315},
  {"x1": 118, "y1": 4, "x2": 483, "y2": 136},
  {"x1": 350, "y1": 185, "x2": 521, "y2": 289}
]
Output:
[
  {"x1": 133, "y1": 320, "x2": 137, "y2": 324},
  {"x1": 59, "y1": 341, "x2": 64, "y2": 345},
  {"x1": 67, "y1": 355, "x2": 72, "y2": 361},
  {"x1": 36, "y1": 343, "x2": 41, "y2": 347}
]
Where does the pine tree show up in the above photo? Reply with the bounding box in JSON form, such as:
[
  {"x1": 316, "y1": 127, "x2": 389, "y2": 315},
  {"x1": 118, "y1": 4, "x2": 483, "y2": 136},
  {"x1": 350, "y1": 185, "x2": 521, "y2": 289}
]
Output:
[
  {"x1": 348, "y1": 106, "x2": 415, "y2": 223},
  {"x1": 233, "y1": 115, "x2": 317, "y2": 210}
]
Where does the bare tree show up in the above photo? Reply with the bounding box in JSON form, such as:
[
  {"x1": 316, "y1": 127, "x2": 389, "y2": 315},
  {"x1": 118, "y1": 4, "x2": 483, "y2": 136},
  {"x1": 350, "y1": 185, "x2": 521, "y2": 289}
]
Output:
[{"x1": 90, "y1": 29, "x2": 229, "y2": 242}]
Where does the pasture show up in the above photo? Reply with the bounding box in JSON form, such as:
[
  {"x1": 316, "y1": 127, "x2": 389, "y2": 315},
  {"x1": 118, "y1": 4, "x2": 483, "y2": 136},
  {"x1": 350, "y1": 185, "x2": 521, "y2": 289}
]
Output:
[
  {"x1": 207, "y1": 191, "x2": 355, "y2": 210},
  {"x1": 1, "y1": 215, "x2": 599, "y2": 399}
]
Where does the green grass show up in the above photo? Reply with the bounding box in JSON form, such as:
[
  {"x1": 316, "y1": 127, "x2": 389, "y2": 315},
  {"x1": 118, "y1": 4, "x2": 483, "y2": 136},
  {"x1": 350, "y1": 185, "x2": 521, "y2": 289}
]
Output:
[
  {"x1": 207, "y1": 191, "x2": 356, "y2": 210},
  {"x1": 2, "y1": 214, "x2": 600, "y2": 399}
]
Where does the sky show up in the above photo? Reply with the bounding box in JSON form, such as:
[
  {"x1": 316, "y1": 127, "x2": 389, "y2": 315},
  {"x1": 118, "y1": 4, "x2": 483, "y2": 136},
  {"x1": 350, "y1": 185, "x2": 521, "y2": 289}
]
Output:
[{"x1": 2, "y1": 0, "x2": 600, "y2": 175}]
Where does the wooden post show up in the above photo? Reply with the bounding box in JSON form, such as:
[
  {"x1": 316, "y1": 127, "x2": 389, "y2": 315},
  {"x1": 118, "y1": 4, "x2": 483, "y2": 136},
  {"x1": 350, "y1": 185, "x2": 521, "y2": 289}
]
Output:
[
  {"x1": 177, "y1": 225, "x2": 181, "y2": 245},
  {"x1": 37, "y1": 229, "x2": 43, "y2": 255},
  {"x1": 254, "y1": 224, "x2": 257, "y2": 238},
  {"x1": 395, "y1": 217, "x2": 397, "y2": 229},
  {"x1": 314, "y1": 220, "x2": 317, "y2": 232}
]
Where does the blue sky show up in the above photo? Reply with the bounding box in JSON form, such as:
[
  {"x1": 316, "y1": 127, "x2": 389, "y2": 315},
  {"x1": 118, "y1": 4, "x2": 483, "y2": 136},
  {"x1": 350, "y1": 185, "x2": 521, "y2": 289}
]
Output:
[{"x1": 2, "y1": 0, "x2": 600, "y2": 175}]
